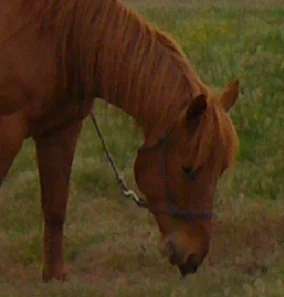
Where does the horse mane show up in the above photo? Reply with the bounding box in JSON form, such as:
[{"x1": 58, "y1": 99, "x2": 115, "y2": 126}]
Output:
[
  {"x1": 14, "y1": 0, "x2": 238, "y2": 172},
  {"x1": 15, "y1": 0, "x2": 204, "y2": 119}
]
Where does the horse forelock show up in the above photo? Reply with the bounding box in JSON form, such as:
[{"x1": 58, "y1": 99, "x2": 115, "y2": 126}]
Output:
[{"x1": 187, "y1": 100, "x2": 239, "y2": 175}]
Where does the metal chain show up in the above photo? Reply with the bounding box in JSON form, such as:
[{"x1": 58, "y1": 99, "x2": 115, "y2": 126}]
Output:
[{"x1": 90, "y1": 111, "x2": 148, "y2": 209}]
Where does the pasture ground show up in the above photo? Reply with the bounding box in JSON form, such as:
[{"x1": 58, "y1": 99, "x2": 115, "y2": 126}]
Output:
[{"x1": 0, "y1": 0, "x2": 283, "y2": 296}]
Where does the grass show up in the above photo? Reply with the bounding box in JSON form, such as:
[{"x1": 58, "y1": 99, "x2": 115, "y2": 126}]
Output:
[{"x1": 0, "y1": 0, "x2": 284, "y2": 296}]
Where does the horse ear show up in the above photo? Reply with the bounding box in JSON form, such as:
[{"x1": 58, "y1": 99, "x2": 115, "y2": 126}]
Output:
[
  {"x1": 221, "y1": 79, "x2": 239, "y2": 112},
  {"x1": 186, "y1": 94, "x2": 207, "y2": 122}
]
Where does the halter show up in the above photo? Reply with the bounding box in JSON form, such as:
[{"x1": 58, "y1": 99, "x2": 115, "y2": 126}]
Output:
[{"x1": 90, "y1": 111, "x2": 212, "y2": 221}]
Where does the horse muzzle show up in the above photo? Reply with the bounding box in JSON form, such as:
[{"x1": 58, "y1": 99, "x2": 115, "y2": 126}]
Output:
[
  {"x1": 167, "y1": 240, "x2": 199, "y2": 276},
  {"x1": 160, "y1": 232, "x2": 204, "y2": 277}
]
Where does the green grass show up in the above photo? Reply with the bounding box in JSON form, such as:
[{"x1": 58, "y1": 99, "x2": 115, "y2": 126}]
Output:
[{"x1": 0, "y1": 0, "x2": 284, "y2": 296}]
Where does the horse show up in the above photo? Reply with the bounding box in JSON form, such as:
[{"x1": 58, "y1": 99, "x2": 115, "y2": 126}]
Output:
[{"x1": 0, "y1": 0, "x2": 240, "y2": 281}]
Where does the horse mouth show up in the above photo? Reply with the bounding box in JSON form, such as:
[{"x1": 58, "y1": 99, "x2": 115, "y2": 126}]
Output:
[{"x1": 178, "y1": 255, "x2": 199, "y2": 277}]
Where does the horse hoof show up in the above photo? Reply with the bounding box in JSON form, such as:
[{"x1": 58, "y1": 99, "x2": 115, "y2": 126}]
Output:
[{"x1": 42, "y1": 266, "x2": 69, "y2": 282}]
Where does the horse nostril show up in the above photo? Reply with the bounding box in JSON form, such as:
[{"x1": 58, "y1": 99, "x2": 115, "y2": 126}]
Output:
[{"x1": 178, "y1": 254, "x2": 199, "y2": 278}]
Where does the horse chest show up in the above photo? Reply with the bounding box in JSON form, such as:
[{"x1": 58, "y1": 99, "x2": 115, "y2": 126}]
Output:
[{"x1": 25, "y1": 98, "x2": 94, "y2": 137}]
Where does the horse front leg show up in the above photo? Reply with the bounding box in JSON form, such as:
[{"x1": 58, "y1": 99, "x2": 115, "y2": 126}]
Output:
[{"x1": 34, "y1": 120, "x2": 83, "y2": 282}]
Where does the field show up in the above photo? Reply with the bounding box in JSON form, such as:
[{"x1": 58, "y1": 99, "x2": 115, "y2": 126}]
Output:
[{"x1": 0, "y1": 0, "x2": 284, "y2": 296}]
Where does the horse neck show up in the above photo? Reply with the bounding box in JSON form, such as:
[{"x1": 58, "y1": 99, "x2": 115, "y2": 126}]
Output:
[{"x1": 93, "y1": 1, "x2": 203, "y2": 143}]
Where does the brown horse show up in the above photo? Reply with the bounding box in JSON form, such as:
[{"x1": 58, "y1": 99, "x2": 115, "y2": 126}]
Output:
[{"x1": 0, "y1": 0, "x2": 240, "y2": 281}]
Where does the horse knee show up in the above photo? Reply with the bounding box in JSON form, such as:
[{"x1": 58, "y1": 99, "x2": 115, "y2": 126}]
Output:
[{"x1": 43, "y1": 209, "x2": 66, "y2": 230}]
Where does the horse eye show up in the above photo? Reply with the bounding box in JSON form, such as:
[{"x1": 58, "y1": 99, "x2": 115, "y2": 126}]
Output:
[{"x1": 181, "y1": 166, "x2": 195, "y2": 181}]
